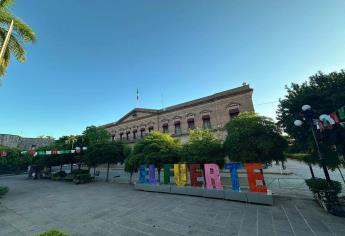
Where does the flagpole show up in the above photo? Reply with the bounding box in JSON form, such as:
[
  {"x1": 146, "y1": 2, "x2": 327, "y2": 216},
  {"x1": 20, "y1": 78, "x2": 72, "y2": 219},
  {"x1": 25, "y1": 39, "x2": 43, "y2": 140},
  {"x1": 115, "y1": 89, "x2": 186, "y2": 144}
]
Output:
[{"x1": 0, "y1": 20, "x2": 14, "y2": 63}]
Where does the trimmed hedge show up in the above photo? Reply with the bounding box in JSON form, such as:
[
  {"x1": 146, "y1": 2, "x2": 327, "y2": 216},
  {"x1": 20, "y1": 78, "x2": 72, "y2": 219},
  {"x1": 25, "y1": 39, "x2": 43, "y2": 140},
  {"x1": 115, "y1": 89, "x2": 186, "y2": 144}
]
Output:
[{"x1": 305, "y1": 178, "x2": 342, "y2": 195}]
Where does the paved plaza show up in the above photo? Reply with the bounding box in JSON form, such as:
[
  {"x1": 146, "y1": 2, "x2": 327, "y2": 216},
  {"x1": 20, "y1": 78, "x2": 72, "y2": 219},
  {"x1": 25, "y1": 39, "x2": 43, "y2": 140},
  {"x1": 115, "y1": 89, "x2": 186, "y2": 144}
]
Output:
[{"x1": 1, "y1": 175, "x2": 345, "y2": 236}]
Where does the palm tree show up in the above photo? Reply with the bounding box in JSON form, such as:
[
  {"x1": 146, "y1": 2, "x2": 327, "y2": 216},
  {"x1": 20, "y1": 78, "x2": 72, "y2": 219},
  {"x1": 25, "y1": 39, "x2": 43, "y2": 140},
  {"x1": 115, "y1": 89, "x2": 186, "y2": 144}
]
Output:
[{"x1": 0, "y1": 0, "x2": 36, "y2": 76}]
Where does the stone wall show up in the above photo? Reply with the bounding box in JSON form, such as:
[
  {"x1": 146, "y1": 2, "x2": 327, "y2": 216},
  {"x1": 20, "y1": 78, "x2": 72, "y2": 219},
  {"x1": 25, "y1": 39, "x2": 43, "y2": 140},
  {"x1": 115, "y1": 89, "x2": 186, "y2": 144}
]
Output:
[{"x1": 0, "y1": 134, "x2": 55, "y2": 150}]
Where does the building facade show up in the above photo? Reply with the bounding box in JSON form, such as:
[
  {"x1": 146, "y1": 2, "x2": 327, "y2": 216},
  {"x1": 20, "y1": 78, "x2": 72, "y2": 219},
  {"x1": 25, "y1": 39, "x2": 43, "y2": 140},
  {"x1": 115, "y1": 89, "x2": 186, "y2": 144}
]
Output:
[
  {"x1": 0, "y1": 134, "x2": 54, "y2": 150},
  {"x1": 101, "y1": 85, "x2": 254, "y2": 143}
]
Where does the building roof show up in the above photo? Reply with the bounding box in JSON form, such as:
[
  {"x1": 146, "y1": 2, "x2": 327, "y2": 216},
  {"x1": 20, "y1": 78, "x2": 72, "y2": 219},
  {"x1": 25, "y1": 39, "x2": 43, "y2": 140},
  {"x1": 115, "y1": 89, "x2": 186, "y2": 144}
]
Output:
[{"x1": 101, "y1": 85, "x2": 252, "y2": 128}]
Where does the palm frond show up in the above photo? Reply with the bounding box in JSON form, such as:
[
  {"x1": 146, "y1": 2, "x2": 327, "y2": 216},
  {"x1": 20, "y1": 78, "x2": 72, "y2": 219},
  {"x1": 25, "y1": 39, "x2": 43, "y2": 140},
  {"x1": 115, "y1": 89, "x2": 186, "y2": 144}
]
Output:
[
  {"x1": 0, "y1": 28, "x2": 25, "y2": 63},
  {"x1": 0, "y1": 10, "x2": 36, "y2": 42},
  {"x1": 0, "y1": 0, "x2": 14, "y2": 9}
]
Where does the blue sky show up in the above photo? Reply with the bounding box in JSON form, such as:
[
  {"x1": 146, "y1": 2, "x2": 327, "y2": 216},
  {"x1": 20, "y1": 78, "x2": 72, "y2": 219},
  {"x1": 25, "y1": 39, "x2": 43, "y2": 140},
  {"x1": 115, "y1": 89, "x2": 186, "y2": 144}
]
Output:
[{"x1": 1, "y1": 0, "x2": 345, "y2": 138}]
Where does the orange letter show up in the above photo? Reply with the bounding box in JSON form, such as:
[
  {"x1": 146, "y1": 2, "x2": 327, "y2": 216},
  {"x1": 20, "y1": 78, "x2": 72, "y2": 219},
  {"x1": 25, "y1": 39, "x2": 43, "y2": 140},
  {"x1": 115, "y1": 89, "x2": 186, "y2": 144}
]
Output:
[{"x1": 246, "y1": 163, "x2": 267, "y2": 193}]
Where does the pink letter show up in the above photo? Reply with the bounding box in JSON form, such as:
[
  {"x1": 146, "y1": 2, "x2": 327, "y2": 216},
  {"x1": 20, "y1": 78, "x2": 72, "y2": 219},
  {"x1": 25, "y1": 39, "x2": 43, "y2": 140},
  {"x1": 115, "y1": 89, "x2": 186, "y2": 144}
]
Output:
[{"x1": 204, "y1": 164, "x2": 222, "y2": 189}]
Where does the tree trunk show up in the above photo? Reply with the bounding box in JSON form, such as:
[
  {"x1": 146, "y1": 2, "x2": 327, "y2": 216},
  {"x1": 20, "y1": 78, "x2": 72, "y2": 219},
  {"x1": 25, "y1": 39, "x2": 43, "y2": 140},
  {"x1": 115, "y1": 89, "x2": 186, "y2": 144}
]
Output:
[
  {"x1": 93, "y1": 167, "x2": 96, "y2": 177},
  {"x1": 70, "y1": 163, "x2": 73, "y2": 173},
  {"x1": 106, "y1": 162, "x2": 110, "y2": 182},
  {"x1": 130, "y1": 172, "x2": 133, "y2": 184},
  {"x1": 60, "y1": 164, "x2": 63, "y2": 172},
  {"x1": 308, "y1": 164, "x2": 315, "y2": 179}
]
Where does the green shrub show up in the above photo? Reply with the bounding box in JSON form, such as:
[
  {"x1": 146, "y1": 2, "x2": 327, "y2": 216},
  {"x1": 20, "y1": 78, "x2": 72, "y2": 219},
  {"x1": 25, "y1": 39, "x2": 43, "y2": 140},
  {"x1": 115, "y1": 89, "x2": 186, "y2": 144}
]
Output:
[
  {"x1": 73, "y1": 173, "x2": 92, "y2": 184},
  {"x1": 305, "y1": 178, "x2": 342, "y2": 195},
  {"x1": 52, "y1": 171, "x2": 67, "y2": 178},
  {"x1": 0, "y1": 186, "x2": 9, "y2": 197},
  {"x1": 71, "y1": 169, "x2": 89, "y2": 175},
  {"x1": 38, "y1": 230, "x2": 69, "y2": 236}
]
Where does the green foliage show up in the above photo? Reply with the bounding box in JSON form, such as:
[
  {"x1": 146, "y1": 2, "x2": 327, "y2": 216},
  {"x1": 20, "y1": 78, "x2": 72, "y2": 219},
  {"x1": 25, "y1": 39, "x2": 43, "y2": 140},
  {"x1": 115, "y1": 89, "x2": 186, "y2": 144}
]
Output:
[
  {"x1": 0, "y1": 145, "x2": 32, "y2": 174},
  {"x1": 52, "y1": 171, "x2": 67, "y2": 178},
  {"x1": 86, "y1": 141, "x2": 126, "y2": 181},
  {"x1": 181, "y1": 129, "x2": 224, "y2": 167},
  {"x1": 86, "y1": 141, "x2": 125, "y2": 165},
  {"x1": 0, "y1": 186, "x2": 9, "y2": 196},
  {"x1": 0, "y1": 0, "x2": 36, "y2": 76},
  {"x1": 82, "y1": 126, "x2": 110, "y2": 146},
  {"x1": 277, "y1": 70, "x2": 345, "y2": 169},
  {"x1": 133, "y1": 132, "x2": 181, "y2": 171},
  {"x1": 38, "y1": 230, "x2": 69, "y2": 236},
  {"x1": 124, "y1": 154, "x2": 140, "y2": 174},
  {"x1": 73, "y1": 173, "x2": 92, "y2": 184},
  {"x1": 52, "y1": 135, "x2": 83, "y2": 150},
  {"x1": 224, "y1": 112, "x2": 288, "y2": 164},
  {"x1": 305, "y1": 178, "x2": 342, "y2": 195}
]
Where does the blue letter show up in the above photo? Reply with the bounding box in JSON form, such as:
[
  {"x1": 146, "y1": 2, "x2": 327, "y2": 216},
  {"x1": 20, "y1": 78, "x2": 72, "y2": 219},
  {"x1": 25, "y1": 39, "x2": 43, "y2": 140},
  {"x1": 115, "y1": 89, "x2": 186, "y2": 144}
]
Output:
[
  {"x1": 139, "y1": 164, "x2": 147, "y2": 183},
  {"x1": 224, "y1": 163, "x2": 241, "y2": 192},
  {"x1": 149, "y1": 164, "x2": 158, "y2": 184}
]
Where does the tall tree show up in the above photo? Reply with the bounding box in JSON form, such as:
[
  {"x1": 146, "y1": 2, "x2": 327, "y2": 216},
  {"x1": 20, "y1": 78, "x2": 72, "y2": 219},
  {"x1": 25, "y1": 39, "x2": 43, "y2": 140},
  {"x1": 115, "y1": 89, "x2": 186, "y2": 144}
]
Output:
[
  {"x1": 82, "y1": 126, "x2": 110, "y2": 146},
  {"x1": 86, "y1": 141, "x2": 125, "y2": 182},
  {"x1": 224, "y1": 112, "x2": 288, "y2": 165},
  {"x1": 0, "y1": 0, "x2": 36, "y2": 76},
  {"x1": 133, "y1": 132, "x2": 181, "y2": 182},
  {"x1": 181, "y1": 129, "x2": 224, "y2": 168},
  {"x1": 277, "y1": 71, "x2": 345, "y2": 170}
]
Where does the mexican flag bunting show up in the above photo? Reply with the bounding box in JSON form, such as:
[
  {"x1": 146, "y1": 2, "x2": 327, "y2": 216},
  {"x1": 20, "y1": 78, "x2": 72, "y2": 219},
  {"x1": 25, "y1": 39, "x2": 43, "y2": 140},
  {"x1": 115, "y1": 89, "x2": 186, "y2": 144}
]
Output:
[
  {"x1": 37, "y1": 151, "x2": 46, "y2": 155},
  {"x1": 29, "y1": 150, "x2": 37, "y2": 156}
]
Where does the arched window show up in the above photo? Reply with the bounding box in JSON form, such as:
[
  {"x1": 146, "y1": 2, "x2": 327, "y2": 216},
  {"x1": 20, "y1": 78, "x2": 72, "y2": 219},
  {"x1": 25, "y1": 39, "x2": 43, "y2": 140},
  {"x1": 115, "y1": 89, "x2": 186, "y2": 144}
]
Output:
[
  {"x1": 132, "y1": 130, "x2": 137, "y2": 140},
  {"x1": 140, "y1": 128, "x2": 145, "y2": 138},
  {"x1": 126, "y1": 131, "x2": 130, "y2": 140},
  {"x1": 162, "y1": 123, "x2": 169, "y2": 133},
  {"x1": 202, "y1": 115, "x2": 211, "y2": 129},
  {"x1": 229, "y1": 107, "x2": 240, "y2": 119},
  {"x1": 187, "y1": 118, "x2": 195, "y2": 130},
  {"x1": 148, "y1": 126, "x2": 154, "y2": 133},
  {"x1": 174, "y1": 121, "x2": 181, "y2": 135},
  {"x1": 119, "y1": 133, "x2": 124, "y2": 140}
]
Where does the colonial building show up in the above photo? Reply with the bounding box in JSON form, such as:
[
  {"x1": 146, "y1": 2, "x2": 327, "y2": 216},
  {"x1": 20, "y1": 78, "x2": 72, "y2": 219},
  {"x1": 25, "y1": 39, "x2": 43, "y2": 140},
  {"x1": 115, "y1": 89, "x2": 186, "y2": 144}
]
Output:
[
  {"x1": 101, "y1": 85, "x2": 254, "y2": 143},
  {"x1": 0, "y1": 134, "x2": 55, "y2": 150}
]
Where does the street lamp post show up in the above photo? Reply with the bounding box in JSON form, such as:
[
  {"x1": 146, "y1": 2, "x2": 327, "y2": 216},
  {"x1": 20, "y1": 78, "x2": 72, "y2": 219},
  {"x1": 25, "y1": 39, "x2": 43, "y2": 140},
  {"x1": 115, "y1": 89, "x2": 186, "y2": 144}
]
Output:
[{"x1": 294, "y1": 105, "x2": 331, "y2": 182}]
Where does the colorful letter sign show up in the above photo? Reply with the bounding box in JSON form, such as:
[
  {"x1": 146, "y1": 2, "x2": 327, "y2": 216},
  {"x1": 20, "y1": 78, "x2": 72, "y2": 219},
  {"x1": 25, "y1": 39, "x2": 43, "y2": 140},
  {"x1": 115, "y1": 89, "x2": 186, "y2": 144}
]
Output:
[
  {"x1": 174, "y1": 164, "x2": 187, "y2": 186},
  {"x1": 139, "y1": 164, "x2": 147, "y2": 183},
  {"x1": 139, "y1": 162, "x2": 270, "y2": 195},
  {"x1": 246, "y1": 163, "x2": 267, "y2": 193},
  {"x1": 189, "y1": 164, "x2": 203, "y2": 187},
  {"x1": 204, "y1": 164, "x2": 222, "y2": 190},
  {"x1": 163, "y1": 164, "x2": 171, "y2": 184},
  {"x1": 149, "y1": 164, "x2": 158, "y2": 184},
  {"x1": 224, "y1": 163, "x2": 241, "y2": 192}
]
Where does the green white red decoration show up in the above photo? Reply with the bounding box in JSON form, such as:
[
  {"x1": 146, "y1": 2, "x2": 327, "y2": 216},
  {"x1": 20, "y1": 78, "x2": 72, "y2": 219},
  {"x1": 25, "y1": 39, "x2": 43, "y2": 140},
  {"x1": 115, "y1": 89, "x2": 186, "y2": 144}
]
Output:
[
  {"x1": 21, "y1": 147, "x2": 87, "y2": 156},
  {"x1": 315, "y1": 105, "x2": 345, "y2": 131}
]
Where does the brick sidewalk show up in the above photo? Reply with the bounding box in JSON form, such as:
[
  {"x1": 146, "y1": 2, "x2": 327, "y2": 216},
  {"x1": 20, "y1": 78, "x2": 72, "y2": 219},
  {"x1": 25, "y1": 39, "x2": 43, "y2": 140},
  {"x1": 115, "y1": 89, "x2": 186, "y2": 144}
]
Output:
[{"x1": 0, "y1": 175, "x2": 344, "y2": 236}]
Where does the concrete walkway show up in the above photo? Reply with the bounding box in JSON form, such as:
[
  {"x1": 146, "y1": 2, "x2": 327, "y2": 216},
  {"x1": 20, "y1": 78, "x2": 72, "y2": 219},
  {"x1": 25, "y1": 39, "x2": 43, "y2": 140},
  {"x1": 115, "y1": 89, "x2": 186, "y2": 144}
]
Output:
[{"x1": 0, "y1": 175, "x2": 344, "y2": 236}]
